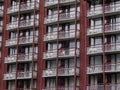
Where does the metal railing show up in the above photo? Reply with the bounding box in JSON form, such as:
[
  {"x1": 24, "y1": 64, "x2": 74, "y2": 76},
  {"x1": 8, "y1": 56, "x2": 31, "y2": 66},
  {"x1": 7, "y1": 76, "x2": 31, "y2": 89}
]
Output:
[
  {"x1": 87, "y1": 22, "x2": 120, "y2": 35},
  {"x1": 42, "y1": 67, "x2": 79, "y2": 77},
  {"x1": 4, "y1": 71, "x2": 37, "y2": 80},
  {"x1": 43, "y1": 48, "x2": 79, "y2": 59},
  {"x1": 6, "y1": 36, "x2": 38, "y2": 46},
  {"x1": 44, "y1": 30, "x2": 80, "y2": 41},
  {"x1": 5, "y1": 53, "x2": 38, "y2": 63},
  {"x1": 87, "y1": 2, "x2": 120, "y2": 17},
  {"x1": 7, "y1": 1, "x2": 39, "y2": 14},
  {"x1": 45, "y1": 0, "x2": 80, "y2": 7},
  {"x1": 6, "y1": 18, "x2": 39, "y2": 30},
  {"x1": 44, "y1": 11, "x2": 80, "y2": 24}
]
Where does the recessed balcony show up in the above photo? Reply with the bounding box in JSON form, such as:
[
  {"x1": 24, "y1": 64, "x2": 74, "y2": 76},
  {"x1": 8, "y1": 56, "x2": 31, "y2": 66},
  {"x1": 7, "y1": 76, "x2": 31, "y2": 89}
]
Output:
[
  {"x1": 87, "y1": 23, "x2": 120, "y2": 36},
  {"x1": 7, "y1": 1, "x2": 39, "y2": 15},
  {"x1": 87, "y1": 2, "x2": 120, "y2": 18},
  {"x1": 44, "y1": 30, "x2": 80, "y2": 42},
  {"x1": 87, "y1": 25, "x2": 102, "y2": 36},
  {"x1": 43, "y1": 86, "x2": 79, "y2": 90},
  {"x1": 4, "y1": 53, "x2": 38, "y2": 64},
  {"x1": 0, "y1": 26, "x2": 2, "y2": 33},
  {"x1": 45, "y1": 0, "x2": 80, "y2": 7},
  {"x1": 87, "y1": 63, "x2": 120, "y2": 74},
  {"x1": 0, "y1": 9, "x2": 3, "y2": 17},
  {"x1": 87, "y1": 84, "x2": 120, "y2": 90},
  {"x1": 42, "y1": 67, "x2": 79, "y2": 77},
  {"x1": 6, "y1": 36, "x2": 38, "y2": 47},
  {"x1": 44, "y1": 11, "x2": 80, "y2": 24},
  {"x1": 4, "y1": 71, "x2": 37, "y2": 80},
  {"x1": 6, "y1": 18, "x2": 39, "y2": 31},
  {"x1": 87, "y1": 43, "x2": 120, "y2": 55},
  {"x1": 43, "y1": 48, "x2": 79, "y2": 60},
  {"x1": 87, "y1": 85, "x2": 104, "y2": 90},
  {"x1": 87, "y1": 65, "x2": 103, "y2": 74},
  {"x1": 87, "y1": 45, "x2": 103, "y2": 55}
]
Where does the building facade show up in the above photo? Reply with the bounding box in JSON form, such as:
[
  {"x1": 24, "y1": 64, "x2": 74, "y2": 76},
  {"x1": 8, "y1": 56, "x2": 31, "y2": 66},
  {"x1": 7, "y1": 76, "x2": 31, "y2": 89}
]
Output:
[{"x1": 0, "y1": 0, "x2": 120, "y2": 90}]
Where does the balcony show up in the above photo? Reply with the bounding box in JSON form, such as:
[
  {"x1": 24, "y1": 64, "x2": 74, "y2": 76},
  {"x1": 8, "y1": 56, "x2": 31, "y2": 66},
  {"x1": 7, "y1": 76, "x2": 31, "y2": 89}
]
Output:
[
  {"x1": 6, "y1": 36, "x2": 38, "y2": 46},
  {"x1": 87, "y1": 84, "x2": 120, "y2": 90},
  {"x1": 87, "y1": 2, "x2": 120, "y2": 18},
  {"x1": 44, "y1": 11, "x2": 80, "y2": 24},
  {"x1": 87, "y1": 25, "x2": 102, "y2": 36},
  {"x1": 8, "y1": 88, "x2": 36, "y2": 90},
  {"x1": 6, "y1": 18, "x2": 39, "y2": 31},
  {"x1": 42, "y1": 67, "x2": 79, "y2": 77},
  {"x1": 87, "y1": 63, "x2": 120, "y2": 74},
  {"x1": 4, "y1": 53, "x2": 38, "y2": 64},
  {"x1": 87, "y1": 45, "x2": 103, "y2": 55},
  {"x1": 0, "y1": 26, "x2": 2, "y2": 33},
  {"x1": 87, "y1": 65, "x2": 103, "y2": 74},
  {"x1": 87, "y1": 85, "x2": 104, "y2": 90},
  {"x1": 44, "y1": 30, "x2": 80, "y2": 42},
  {"x1": 4, "y1": 71, "x2": 37, "y2": 80},
  {"x1": 45, "y1": 0, "x2": 80, "y2": 7},
  {"x1": 43, "y1": 86, "x2": 79, "y2": 90},
  {"x1": 7, "y1": 1, "x2": 39, "y2": 15},
  {"x1": 87, "y1": 23, "x2": 120, "y2": 36},
  {"x1": 87, "y1": 43, "x2": 120, "y2": 55},
  {"x1": 43, "y1": 48, "x2": 79, "y2": 60},
  {"x1": 0, "y1": 9, "x2": 3, "y2": 17}
]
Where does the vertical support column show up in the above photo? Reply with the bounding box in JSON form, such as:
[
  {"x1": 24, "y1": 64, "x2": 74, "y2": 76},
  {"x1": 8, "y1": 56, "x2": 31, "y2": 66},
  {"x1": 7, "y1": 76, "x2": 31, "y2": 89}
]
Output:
[
  {"x1": 80, "y1": 0, "x2": 88, "y2": 90},
  {"x1": 1, "y1": 0, "x2": 10, "y2": 89},
  {"x1": 37, "y1": 0, "x2": 45, "y2": 90}
]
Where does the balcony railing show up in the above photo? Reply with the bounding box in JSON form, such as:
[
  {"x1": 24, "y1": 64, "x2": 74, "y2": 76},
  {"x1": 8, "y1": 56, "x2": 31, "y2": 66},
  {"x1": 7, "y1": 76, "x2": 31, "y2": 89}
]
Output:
[
  {"x1": 4, "y1": 71, "x2": 37, "y2": 80},
  {"x1": 43, "y1": 48, "x2": 79, "y2": 59},
  {"x1": 87, "y1": 23, "x2": 120, "y2": 36},
  {"x1": 45, "y1": 0, "x2": 80, "y2": 7},
  {"x1": 8, "y1": 88, "x2": 36, "y2": 90},
  {"x1": 0, "y1": 26, "x2": 2, "y2": 32},
  {"x1": 0, "y1": 9, "x2": 3, "y2": 16},
  {"x1": 4, "y1": 53, "x2": 38, "y2": 63},
  {"x1": 44, "y1": 30, "x2": 80, "y2": 41},
  {"x1": 87, "y1": 2, "x2": 120, "y2": 18},
  {"x1": 87, "y1": 45, "x2": 103, "y2": 55},
  {"x1": 42, "y1": 67, "x2": 79, "y2": 77},
  {"x1": 87, "y1": 84, "x2": 120, "y2": 90},
  {"x1": 43, "y1": 86, "x2": 79, "y2": 90},
  {"x1": 6, "y1": 18, "x2": 39, "y2": 31},
  {"x1": 87, "y1": 63, "x2": 120, "y2": 74},
  {"x1": 87, "y1": 25, "x2": 102, "y2": 36},
  {"x1": 44, "y1": 11, "x2": 80, "y2": 24},
  {"x1": 87, "y1": 65, "x2": 103, "y2": 74},
  {"x1": 6, "y1": 36, "x2": 38, "y2": 46},
  {"x1": 7, "y1": 1, "x2": 39, "y2": 14},
  {"x1": 87, "y1": 85, "x2": 104, "y2": 90},
  {"x1": 87, "y1": 43, "x2": 120, "y2": 55}
]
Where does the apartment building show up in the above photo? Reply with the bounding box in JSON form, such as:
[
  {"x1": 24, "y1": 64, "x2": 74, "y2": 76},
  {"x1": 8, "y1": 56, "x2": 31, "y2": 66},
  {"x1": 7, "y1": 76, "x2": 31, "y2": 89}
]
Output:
[
  {"x1": 87, "y1": 0, "x2": 120, "y2": 90},
  {"x1": 0, "y1": 0, "x2": 120, "y2": 90}
]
